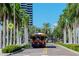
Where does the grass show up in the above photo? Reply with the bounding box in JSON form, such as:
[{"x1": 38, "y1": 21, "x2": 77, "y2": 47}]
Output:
[{"x1": 56, "y1": 42, "x2": 79, "y2": 52}]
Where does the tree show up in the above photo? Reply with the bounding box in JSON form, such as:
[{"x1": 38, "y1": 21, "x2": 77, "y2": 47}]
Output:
[
  {"x1": 53, "y1": 4, "x2": 79, "y2": 44},
  {"x1": 42, "y1": 23, "x2": 51, "y2": 36}
]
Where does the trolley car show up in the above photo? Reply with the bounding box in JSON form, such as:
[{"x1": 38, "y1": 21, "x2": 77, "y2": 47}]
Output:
[{"x1": 31, "y1": 33, "x2": 47, "y2": 48}]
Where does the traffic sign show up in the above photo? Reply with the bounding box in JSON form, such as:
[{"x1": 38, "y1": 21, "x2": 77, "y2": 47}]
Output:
[{"x1": 8, "y1": 23, "x2": 14, "y2": 30}]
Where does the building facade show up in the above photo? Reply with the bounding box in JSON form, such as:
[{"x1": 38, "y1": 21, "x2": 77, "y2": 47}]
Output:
[{"x1": 20, "y1": 3, "x2": 33, "y2": 25}]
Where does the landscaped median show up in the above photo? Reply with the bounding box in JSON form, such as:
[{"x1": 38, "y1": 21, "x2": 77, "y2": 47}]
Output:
[
  {"x1": 56, "y1": 42, "x2": 79, "y2": 52},
  {"x1": 2, "y1": 44, "x2": 31, "y2": 53}
]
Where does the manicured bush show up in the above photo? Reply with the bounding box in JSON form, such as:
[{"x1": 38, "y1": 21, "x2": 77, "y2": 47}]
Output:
[
  {"x1": 22, "y1": 44, "x2": 30, "y2": 48},
  {"x1": 2, "y1": 45, "x2": 22, "y2": 53}
]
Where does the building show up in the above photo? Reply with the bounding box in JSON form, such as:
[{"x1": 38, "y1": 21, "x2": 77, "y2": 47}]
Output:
[{"x1": 20, "y1": 3, "x2": 33, "y2": 25}]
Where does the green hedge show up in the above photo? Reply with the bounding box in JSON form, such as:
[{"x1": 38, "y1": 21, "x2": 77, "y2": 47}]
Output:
[
  {"x1": 2, "y1": 44, "x2": 31, "y2": 53},
  {"x1": 2, "y1": 45, "x2": 22, "y2": 53},
  {"x1": 56, "y1": 42, "x2": 79, "y2": 52},
  {"x1": 22, "y1": 44, "x2": 31, "y2": 48}
]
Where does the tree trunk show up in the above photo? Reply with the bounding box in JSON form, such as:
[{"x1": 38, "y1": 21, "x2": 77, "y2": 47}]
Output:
[
  {"x1": 77, "y1": 28, "x2": 79, "y2": 44},
  {"x1": 75, "y1": 28, "x2": 78, "y2": 44},
  {"x1": 6, "y1": 18, "x2": 9, "y2": 46},
  {"x1": 73, "y1": 17, "x2": 77, "y2": 44},
  {"x1": 13, "y1": 3, "x2": 16, "y2": 45},
  {"x1": 70, "y1": 30, "x2": 73, "y2": 44},
  {"x1": 68, "y1": 28, "x2": 72, "y2": 44},
  {"x1": 73, "y1": 23, "x2": 76, "y2": 44},
  {"x1": 0, "y1": 30, "x2": 1, "y2": 48},
  {"x1": 24, "y1": 25, "x2": 28, "y2": 44},
  {"x1": 63, "y1": 27, "x2": 67, "y2": 44},
  {"x1": 16, "y1": 23, "x2": 19, "y2": 45},
  {"x1": 19, "y1": 36, "x2": 21, "y2": 45},
  {"x1": 10, "y1": 29, "x2": 12, "y2": 45},
  {"x1": 3, "y1": 12, "x2": 6, "y2": 48}
]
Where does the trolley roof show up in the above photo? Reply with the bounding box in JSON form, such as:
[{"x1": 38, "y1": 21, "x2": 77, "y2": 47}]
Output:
[{"x1": 31, "y1": 33, "x2": 47, "y2": 37}]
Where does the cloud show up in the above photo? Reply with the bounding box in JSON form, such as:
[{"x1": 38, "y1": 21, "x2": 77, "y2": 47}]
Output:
[
  {"x1": 51, "y1": 23, "x2": 58, "y2": 31},
  {"x1": 53, "y1": 23, "x2": 57, "y2": 27}
]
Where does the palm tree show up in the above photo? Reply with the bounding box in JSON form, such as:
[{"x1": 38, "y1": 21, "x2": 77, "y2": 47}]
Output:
[
  {"x1": 54, "y1": 4, "x2": 79, "y2": 44},
  {"x1": 0, "y1": 3, "x2": 30, "y2": 47},
  {"x1": 0, "y1": 4, "x2": 11, "y2": 48},
  {"x1": 22, "y1": 14, "x2": 29, "y2": 44},
  {"x1": 6, "y1": 4, "x2": 12, "y2": 46},
  {"x1": 2, "y1": 4, "x2": 12, "y2": 47},
  {"x1": 43, "y1": 23, "x2": 50, "y2": 34},
  {"x1": 13, "y1": 3, "x2": 16, "y2": 45},
  {"x1": 3, "y1": 4, "x2": 6, "y2": 48},
  {"x1": 15, "y1": 3, "x2": 21, "y2": 45},
  {"x1": 29, "y1": 25, "x2": 37, "y2": 35},
  {"x1": 19, "y1": 8, "x2": 29, "y2": 45}
]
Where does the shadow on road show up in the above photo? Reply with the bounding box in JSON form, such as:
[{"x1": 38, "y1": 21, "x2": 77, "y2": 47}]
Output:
[
  {"x1": 46, "y1": 46, "x2": 56, "y2": 48},
  {"x1": 31, "y1": 46, "x2": 56, "y2": 48}
]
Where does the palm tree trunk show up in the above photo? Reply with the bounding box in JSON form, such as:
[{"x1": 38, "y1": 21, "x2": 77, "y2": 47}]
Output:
[
  {"x1": 3, "y1": 12, "x2": 6, "y2": 48},
  {"x1": 76, "y1": 30, "x2": 78, "y2": 44},
  {"x1": 73, "y1": 23, "x2": 76, "y2": 44},
  {"x1": 77, "y1": 29, "x2": 79, "y2": 44},
  {"x1": 68, "y1": 28, "x2": 70, "y2": 43},
  {"x1": 10, "y1": 29, "x2": 12, "y2": 45},
  {"x1": 68, "y1": 28, "x2": 72, "y2": 44},
  {"x1": 19, "y1": 36, "x2": 21, "y2": 45},
  {"x1": 6, "y1": 18, "x2": 9, "y2": 46},
  {"x1": 16, "y1": 23, "x2": 19, "y2": 45},
  {"x1": 13, "y1": 3, "x2": 16, "y2": 45},
  {"x1": 63, "y1": 27, "x2": 67, "y2": 44},
  {"x1": 73, "y1": 28, "x2": 76, "y2": 44},
  {"x1": 73, "y1": 17, "x2": 77, "y2": 44},
  {"x1": 0, "y1": 30, "x2": 1, "y2": 48},
  {"x1": 70, "y1": 30, "x2": 73, "y2": 44},
  {"x1": 24, "y1": 25, "x2": 28, "y2": 44},
  {"x1": 75, "y1": 28, "x2": 78, "y2": 44}
]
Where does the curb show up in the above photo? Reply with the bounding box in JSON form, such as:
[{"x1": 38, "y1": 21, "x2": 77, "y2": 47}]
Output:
[
  {"x1": 0, "y1": 49, "x2": 10, "y2": 56},
  {"x1": 55, "y1": 44, "x2": 79, "y2": 54},
  {"x1": 0, "y1": 48, "x2": 24, "y2": 56},
  {"x1": 6, "y1": 48, "x2": 25, "y2": 56}
]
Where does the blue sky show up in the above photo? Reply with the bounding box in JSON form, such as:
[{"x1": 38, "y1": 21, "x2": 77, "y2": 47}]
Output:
[{"x1": 33, "y1": 3, "x2": 67, "y2": 28}]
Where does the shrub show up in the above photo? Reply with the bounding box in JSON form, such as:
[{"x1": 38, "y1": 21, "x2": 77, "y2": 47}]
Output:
[
  {"x1": 22, "y1": 44, "x2": 30, "y2": 48},
  {"x1": 2, "y1": 45, "x2": 22, "y2": 53}
]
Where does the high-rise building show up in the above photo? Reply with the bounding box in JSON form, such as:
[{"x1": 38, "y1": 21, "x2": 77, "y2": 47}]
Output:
[{"x1": 20, "y1": 3, "x2": 33, "y2": 25}]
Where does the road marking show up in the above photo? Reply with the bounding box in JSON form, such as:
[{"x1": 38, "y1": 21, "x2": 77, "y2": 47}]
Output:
[{"x1": 43, "y1": 48, "x2": 48, "y2": 55}]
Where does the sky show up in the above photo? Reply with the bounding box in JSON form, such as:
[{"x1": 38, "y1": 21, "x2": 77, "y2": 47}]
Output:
[
  {"x1": 33, "y1": 3, "x2": 67, "y2": 28},
  {"x1": 0, "y1": 3, "x2": 67, "y2": 30}
]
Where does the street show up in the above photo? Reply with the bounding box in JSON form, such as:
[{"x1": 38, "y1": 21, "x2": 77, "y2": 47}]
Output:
[{"x1": 9, "y1": 43, "x2": 79, "y2": 56}]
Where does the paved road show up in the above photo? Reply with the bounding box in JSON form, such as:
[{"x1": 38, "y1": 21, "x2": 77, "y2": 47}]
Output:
[{"x1": 9, "y1": 43, "x2": 79, "y2": 56}]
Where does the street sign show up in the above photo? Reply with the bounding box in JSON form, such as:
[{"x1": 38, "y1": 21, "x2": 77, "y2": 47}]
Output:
[{"x1": 8, "y1": 23, "x2": 14, "y2": 30}]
